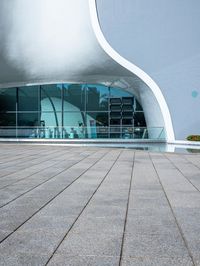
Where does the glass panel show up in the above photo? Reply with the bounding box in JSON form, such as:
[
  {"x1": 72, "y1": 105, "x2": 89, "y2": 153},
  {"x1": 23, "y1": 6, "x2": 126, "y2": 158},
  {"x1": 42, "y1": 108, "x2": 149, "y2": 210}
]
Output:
[
  {"x1": 110, "y1": 112, "x2": 121, "y2": 119},
  {"x1": 86, "y1": 85, "x2": 109, "y2": 111},
  {"x1": 86, "y1": 112, "x2": 108, "y2": 138},
  {"x1": 0, "y1": 113, "x2": 16, "y2": 126},
  {"x1": 63, "y1": 112, "x2": 85, "y2": 139},
  {"x1": 122, "y1": 126, "x2": 134, "y2": 139},
  {"x1": 18, "y1": 113, "x2": 39, "y2": 126},
  {"x1": 87, "y1": 112, "x2": 108, "y2": 127},
  {"x1": 0, "y1": 88, "x2": 16, "y2": 111},
  {"x1": 40, "y1": 112, "x2": 62, "y2": 138},
  {"x1": 135, "y1": 99, "x2": 143, "y2": 111},
  {"x1": 110, "y1": 98, "x2": 121, "y2": 105},
  {"x1": 110, "y1": 126, "x2": 121, "y2": 138},
  {"x1": 63, "y1": 84, "x2": 85, "y2": 111},
  {"x1": 40, "y1": 112, "x2": 61, "y2": 127},
  {"x1": 18, "y1": 86, "x2": 39, "y2": 111},
  {"x1": 63, "y1": 111, "x2": 85, "y2": 127},
  {"x1": 122, "y1": 97, "x2": 133, "y2": 105},
  {"x1": 134, "y1": 112, "x2": 146, "y2": 127},
  {"x1": 110, "y1": 87, "x2": 132, "y2": 98},
  {"x1": 122, "y1": 119, "x2": 133, "y2": 125},
  {"x1": 17, "y1": 113, "x2": 38, "y2": 139},
  {"x1": 108, "y1": 91, "x2": 135, "y2": 139},
  {"x1": 41, "y1": 84, "x2": 62, "y2": 111},
  {"x1": 110, "y1": 119, "x2": 120, "y2": 125},
  {"x1": 122, "y1": 112, "x2": 133, "y2": 119},
  {"x1": 110, "y1": 105, "x2": 121, "y2": 111},
  {"x1": 0, "y1": 112, "x2": 16, "y2": 138}
]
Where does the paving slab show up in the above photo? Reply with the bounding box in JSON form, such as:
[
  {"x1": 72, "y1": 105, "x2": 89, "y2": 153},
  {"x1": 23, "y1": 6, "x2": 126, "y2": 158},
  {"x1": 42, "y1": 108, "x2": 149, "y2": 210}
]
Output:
[
  {"x1": 0, "y1": 145, "x2": 199, "y2": 265},
  {"x1": 121, "y1": 257, "x2": 193, "y2": 266},
  {"x1": 48, "y1": 255, "x2": 119, "y2": 266}
]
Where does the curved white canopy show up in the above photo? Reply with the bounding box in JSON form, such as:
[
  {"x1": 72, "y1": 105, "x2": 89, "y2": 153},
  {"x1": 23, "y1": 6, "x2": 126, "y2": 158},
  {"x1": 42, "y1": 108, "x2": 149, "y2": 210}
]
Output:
[{"x1": 0, "y1": 0, "x2": 174, "y2": 141}]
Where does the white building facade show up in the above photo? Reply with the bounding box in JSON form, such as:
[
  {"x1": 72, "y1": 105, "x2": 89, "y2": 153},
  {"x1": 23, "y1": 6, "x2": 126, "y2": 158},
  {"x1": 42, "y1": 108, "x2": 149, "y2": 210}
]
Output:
[{"x1": 0, "y1": 0, "x2": 199, "y2": 142}]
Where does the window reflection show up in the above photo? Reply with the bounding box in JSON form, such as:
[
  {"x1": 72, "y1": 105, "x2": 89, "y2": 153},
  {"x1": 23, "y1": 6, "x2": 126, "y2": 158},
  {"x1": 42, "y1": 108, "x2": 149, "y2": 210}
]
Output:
[
  {"x1": 41, "y1": 84, "x2": 62, "y2": 111},
  {"x1": 0, "y1": 88, "x2": 16, "y2": 111},
  {"x1": 18, "y1": 86, "x2": 39, "y2": 111},
  {"x1": 134, "y1": 112, "x2": 146, "y2": 127},
  {"x1": 63, "y1": 112, "x2": 85, "y2": 138},
  {"x1": 86, "y1": 112, "x2": 108, "y2": 138},
  {"x1": 64, "y1": 84, "x2": 85, "y2": 111},
  {"x1": 0, "y1": 113, "x2": 16, "y2": 126},
  {"x1": 0, "y1": 83, "x2": 147, "y2": 139},
  {"x1": 18, "y1": 113, "x2": 39, "y2": 126},
  {"x1": 86, "y1": 85, "x2": 108, "y2": 111}
]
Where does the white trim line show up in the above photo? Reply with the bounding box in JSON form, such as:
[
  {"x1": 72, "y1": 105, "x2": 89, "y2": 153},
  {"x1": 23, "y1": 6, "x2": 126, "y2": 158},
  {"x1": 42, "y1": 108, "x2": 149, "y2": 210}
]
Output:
[
  {"x1": 88, "y1": 0, "x2": 175, "y2": 142},
  {"x1": 169, "y1": 140, "x2": 200, "y2": 146}
]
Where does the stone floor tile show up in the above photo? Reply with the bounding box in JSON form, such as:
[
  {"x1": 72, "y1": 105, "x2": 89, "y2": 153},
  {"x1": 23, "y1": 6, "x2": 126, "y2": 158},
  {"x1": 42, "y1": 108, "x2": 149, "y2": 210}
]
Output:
[
  {"x1": 0, "y1": 145, "x2": 199, "y2": 266},
  {"x1": 71, "y1": 216, "x2": 125, "y2": 235},
  {"x1": 0, "y1": 252, "x2": 49, "y2": 266},
  {"x1": 48, "y1": 255, "x2": 119, "y2": 266},
  {"x1": 123, "y1": 232, "x2": 189, "y2": 258},
  {"x1": 55, "y1": 232, "x2": 122, "y2": 257},
  {"x1": 121, "y1": 257, "x2": 193, "y2": 266}
]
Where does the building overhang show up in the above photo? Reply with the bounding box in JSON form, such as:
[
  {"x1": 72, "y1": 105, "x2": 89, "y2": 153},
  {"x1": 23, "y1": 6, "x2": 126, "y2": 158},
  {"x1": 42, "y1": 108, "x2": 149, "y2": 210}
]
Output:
[{"x1": 0, "y1": 0, "x2": 175, "y2": 141}]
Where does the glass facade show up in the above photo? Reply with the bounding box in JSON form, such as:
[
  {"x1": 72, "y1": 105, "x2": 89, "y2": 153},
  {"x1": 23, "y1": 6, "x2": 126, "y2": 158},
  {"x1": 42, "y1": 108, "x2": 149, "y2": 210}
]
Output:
[{"x1": 0, "y1": 83, "x2": 164, "y2": 140}]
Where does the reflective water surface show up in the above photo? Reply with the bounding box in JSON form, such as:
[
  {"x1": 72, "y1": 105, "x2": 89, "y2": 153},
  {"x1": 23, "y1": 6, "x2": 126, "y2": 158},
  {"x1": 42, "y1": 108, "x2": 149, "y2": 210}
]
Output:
[
  {"x1": 124, "y1": 143, "x2": 200, "y2": 154},
  {"x1": 84, "y1": 143, "x2": 200, "y2": 154}
]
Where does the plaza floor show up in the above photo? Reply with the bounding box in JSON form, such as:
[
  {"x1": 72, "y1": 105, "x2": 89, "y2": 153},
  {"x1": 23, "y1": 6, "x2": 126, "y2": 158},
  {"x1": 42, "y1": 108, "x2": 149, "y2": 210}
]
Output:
[{"x1": 0, "y1": 144, "x2": 200, "y2": 266}]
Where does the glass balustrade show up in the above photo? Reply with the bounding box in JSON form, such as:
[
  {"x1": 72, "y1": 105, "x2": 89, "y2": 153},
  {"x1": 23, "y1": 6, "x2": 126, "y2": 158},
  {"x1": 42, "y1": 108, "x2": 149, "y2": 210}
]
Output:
[{"x1": 0, "y1": 126, "x2": 165, "y2": 140}]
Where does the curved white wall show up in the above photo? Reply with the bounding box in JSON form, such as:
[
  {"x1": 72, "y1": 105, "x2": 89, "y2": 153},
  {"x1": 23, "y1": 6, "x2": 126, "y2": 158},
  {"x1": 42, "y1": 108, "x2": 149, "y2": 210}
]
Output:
[
  {"x1": 96, "y1": 0, "x2": 200, "y2": 140},
  {"x1": 89, "y1": 0, "x2": 174, "y2": 141},
  {"x1": 0, "y1": 0, "x2": 175, "y2": 141}
]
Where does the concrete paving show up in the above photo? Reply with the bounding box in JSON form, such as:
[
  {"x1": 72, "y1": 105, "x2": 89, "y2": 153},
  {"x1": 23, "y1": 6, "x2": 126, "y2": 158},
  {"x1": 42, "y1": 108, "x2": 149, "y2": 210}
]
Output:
[{"x1": 0, "y1": 144, "x2": 199, "y2": 266}]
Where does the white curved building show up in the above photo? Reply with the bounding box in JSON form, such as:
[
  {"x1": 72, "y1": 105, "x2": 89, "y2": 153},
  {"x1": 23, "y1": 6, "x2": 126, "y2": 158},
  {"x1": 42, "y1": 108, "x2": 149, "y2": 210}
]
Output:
[{"x1": 0, "y1": 0, "x2": 199, "y2": 142}]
